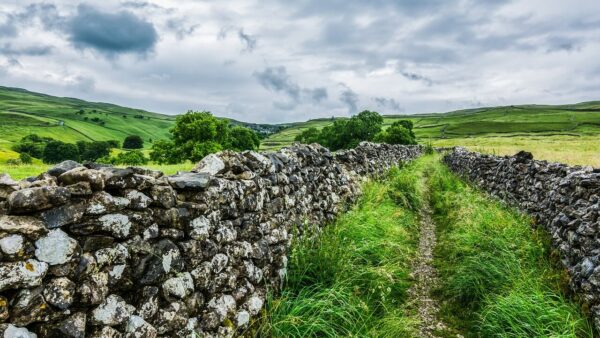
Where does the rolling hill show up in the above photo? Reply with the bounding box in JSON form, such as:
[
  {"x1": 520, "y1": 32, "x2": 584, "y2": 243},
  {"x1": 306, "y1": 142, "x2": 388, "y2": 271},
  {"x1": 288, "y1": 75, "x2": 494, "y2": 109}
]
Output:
[{"x1": 0, "y1": 86, "x2": 285, "y2": 163}]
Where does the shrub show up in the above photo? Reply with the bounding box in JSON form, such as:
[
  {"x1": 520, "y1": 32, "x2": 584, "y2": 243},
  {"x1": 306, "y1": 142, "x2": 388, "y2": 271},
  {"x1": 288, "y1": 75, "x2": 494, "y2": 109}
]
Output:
[
  {"x1": 374, "y1": 121, "x2": 416, "y2": 145},
  {"x1": 42, "y1": 141, "x2": 79, "y2": 164},
  {"x1": 123, "y1": 135, "x2": 144, "y2": 149},
  {"x1": 105, "y1": 150, "x2": 148, "y2": 165},
  {"x1": 78, "y1": 141, "x2": 112, "y2": 162},
  {"x1": 230, "y1": 126, "x2": 260, "y2": 151},
  {"x1": 19, "y1": 152, "x2": 33, "y2": 164},
  {"x1": 149, "y1": 140, "x2": 184, "y2": 164}
]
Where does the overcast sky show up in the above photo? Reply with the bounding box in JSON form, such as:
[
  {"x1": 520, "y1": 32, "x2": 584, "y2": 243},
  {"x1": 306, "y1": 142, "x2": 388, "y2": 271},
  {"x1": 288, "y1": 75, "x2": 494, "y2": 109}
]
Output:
[{"x1": 1, "y1": 1, "x2": 599, "y2": 123}]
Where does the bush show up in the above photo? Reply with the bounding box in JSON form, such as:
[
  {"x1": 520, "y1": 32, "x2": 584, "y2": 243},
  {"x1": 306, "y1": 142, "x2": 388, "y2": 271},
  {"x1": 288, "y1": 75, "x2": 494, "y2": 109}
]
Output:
[
  {"x1": 374, "y1": 121, "x2": 417, "y2": 145},
  {"x1": 103, "y1": 150, "x2": 148, "y2": 165},
  {"x1": 11, "y1": 134, "x2": 53, "y2": 159},
  {"x1": 149, "y1": 140, "x2": 184, "y2": 165},
  {"x1": 42, "y1": 141, "x2": 79, "y2": 164},
  {"x1": 229, "y1": 126, "x2": 260, "y2": 151},
  {"x1": 123, "y1": 135, "x2": 144, "y2": 149},
  {"x1": 294, "y1": 110, "x2": 385, "y2": 150},
  {"x1": 149, "y1": 111, "x2": 261, "y2": 164},
  {"x1": 78, "y1": 141, "x2": 112, "y2": 162},
  {"x1": 19, "y1": 152, "x2": 33, "y2": 164}
]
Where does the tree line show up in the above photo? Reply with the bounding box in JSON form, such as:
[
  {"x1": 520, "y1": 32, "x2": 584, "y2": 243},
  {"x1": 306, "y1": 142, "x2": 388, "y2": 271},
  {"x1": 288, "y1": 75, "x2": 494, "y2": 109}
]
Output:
[{"x1": 294, "y1": 110, "x2": 417, "y2": 150}]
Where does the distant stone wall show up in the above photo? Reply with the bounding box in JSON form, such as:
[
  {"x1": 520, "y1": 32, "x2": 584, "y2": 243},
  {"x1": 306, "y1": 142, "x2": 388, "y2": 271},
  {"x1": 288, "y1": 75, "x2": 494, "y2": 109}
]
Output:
[
  {"x1": 444, "y1": 148, "x2": 600, "y2": 327},
  {"x1": 0, "y1": 142, "x2": 423, "y2": 338}
]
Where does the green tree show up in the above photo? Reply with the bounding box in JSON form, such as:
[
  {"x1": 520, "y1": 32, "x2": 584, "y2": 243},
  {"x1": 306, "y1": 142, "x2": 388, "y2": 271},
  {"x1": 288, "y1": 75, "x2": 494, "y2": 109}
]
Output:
[
  {"x1": 123, "y1": 135, "x2": 144, "y2": 149},
  {"x1": 42, "y1": 141, "x2": 79, "y2": 164},
  {"x1": 107, "y1": 150, "x2": 148, "y2": 165},
  {"x1": 374, "y1": 121, "x2": 416, "y2": 145},
  {"x1": 78, "y1": 141, "x2": 112, "y2": 162},
  {"x1": 19, "y1": 152, "x2": 33, "y2": 164},
  {"x1": 190, "y1": 141, "x2": 222, "y2": 162},
  {"x1": 230, "y1": 126, "x2": 260, "y2": 151},
  {"x1": 294, "y1": 127, "x2": 321, "y2": 144},
  {"x1": 170, "y1": 111, "x2": 230, "y2": 156},
  {"x1": 149, "y1": 140, "x2": 184, "y2": 164}
]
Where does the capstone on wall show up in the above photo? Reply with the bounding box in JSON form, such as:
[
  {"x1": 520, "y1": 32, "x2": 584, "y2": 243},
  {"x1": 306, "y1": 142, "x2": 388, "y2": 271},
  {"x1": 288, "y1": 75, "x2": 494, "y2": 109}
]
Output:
[
  {"x1": 444, "y1": 148, "x2": 600, "y2": 327},
  {"x1": 0, "y1": 142, "x2": 423, "y2": 338}
]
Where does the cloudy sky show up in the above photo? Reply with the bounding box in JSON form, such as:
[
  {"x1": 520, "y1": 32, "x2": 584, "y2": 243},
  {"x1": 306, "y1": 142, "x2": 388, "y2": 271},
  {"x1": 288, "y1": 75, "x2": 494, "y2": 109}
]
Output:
[{"x1": 1, "y1": 1, "x2": 599, "y2": 123}]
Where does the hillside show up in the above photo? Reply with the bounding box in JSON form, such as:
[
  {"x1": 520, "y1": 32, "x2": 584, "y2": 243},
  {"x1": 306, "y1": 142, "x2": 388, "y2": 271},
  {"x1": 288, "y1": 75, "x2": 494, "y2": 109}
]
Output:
[
  {"x1": 0, "y1": 86, "x2": 285, "y2": 163},
  {"x1": 260, "y1": 103, "x2": 600, "y2": 167}
]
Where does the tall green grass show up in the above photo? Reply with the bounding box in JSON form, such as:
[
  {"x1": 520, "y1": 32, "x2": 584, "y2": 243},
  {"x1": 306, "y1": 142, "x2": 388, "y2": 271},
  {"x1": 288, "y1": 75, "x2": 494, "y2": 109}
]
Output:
[
  {"x1": 254, "y1": 160, "x2": 427, "y2": 337},
  {"x1": 429, "y1": 158, "x2": 594, "y2": 337}
]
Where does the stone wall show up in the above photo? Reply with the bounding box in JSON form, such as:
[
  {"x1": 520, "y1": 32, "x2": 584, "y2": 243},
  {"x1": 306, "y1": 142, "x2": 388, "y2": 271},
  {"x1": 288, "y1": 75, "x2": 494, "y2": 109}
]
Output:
[
  {"x1": 0, "y1": 142, "x2": 423, "y2": 338},
  {"x1": 444, "y1": 148, "x2": 600, "y2": 327}
]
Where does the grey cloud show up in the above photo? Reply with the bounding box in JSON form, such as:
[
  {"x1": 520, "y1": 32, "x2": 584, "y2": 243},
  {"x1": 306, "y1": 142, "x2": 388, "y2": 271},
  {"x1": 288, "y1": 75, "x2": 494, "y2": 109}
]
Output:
[
  {"x1": 339, "y1": 85, "x2": 358, "y2": 114},
  {"x1": 546, "y1": 36, "x2": 579, "y2": 53},
  {"x1": 373, "y1": 97, "x2": 403, "y2": 112},
  {"x1": 238, "y1": 29, "x2": 257, "y2": 52},
  {"x1": 0, "y1": 43, "x2": 53, "y2": 56},
  {"x1": 67, "y1": 5, "x2": 158, "y2": 55},
  {"x1": 66, "y1": 75, "x2": 96, "y2": 93},
  {"x1": 254, "y1": 66, "x2": 328, "y2": 107},
  {"x1": 167, "y1": 19, "x2": 200, "y2": 39},
  {"x1": 399, "y1": 71, "x2": 433, "y2": 86}
]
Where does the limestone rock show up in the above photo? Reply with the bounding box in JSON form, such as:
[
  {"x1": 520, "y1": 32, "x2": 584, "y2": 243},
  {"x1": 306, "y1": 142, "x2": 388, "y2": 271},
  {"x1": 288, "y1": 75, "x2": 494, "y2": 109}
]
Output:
[
  {"x1": 167, "y1": 172, "x2": 211, "y2": 190},
  {"x1": 91, "y1": 294, "x2": 135, "y2": 326},
  {"x1": 0, "y1": 215, "x2": 47, "y2": 239},
  {"x1": 193, "y1": 153, "x2": 225, "y2": 175},
  {"x1": 59, "y1": 167, "x2": 105, "y2": 191},
  {"x1": 34, "y1": 229, "x2": 78, "y2": 265},
  {"x1": 125, "y1": 315, "x2": 157, "y2": 338},
  {"x1": 43, "y1": 277, "x2": 76, "y2": 309},
  {"x1": 48, "y1": 160, "x2": 82, "y2": 177},
  {"x1": 162, "y1": 272, "x2": 194, "y2": 299},
  {"x1": 8, "y1": 186, "x2": 70, "y2": 213},
  {"x1": 0, "y1": 259, "x2": 48, "y2": 291}
]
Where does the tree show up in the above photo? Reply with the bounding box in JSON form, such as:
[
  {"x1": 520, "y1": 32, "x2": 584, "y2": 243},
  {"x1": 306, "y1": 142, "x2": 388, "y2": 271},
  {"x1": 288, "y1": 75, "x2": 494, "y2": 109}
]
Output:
[
  {"x1": 230, "y1": 126, "x2": 260, "y2": 151},
  {"x1": 123, "y1": 135, "x2": 144, "y2": 149},
  {"x1": 294, "y1": 111, "x2": 385, "y2": 150},
  {"x1": 374, "y1": 121, "x2": 416, "y2": 145},
  {"x1": 19, "y1": 152, "x2": 33, "y2": 164},
  {"x1": 42, "y1": 141, "x2": 79, "y2": 164},
  {"x1": 170, "y1": 111, "x2": 230, "y2": 157},
  {"x1": 149, "y1": 140, "x2": 184, "y2": 165},
  {"x1": 79, "y1": 141, "x2": 112, "y2": 162},
  {"x1": 104, "y1": 150, "x2": 148, "y2": 165},
  {"x1": 294, "y1": 127, "x2": 321, "y2": 144}
]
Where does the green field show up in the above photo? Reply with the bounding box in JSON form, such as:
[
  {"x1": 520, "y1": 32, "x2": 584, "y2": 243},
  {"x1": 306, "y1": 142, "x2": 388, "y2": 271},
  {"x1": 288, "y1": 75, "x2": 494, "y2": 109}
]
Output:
[
  {"x1": 261, "y1": 104, "x2": 600, "y2": 167},
  {"x1": 1, "y1": 85, "x2": 599, "y2": 179}
]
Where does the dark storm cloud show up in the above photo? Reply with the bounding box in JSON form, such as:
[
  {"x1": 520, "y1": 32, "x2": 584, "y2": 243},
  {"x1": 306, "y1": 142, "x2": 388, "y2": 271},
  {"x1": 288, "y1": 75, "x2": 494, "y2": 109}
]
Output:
[
  {"x1": 373, "y1": 97, "x2": 403, "y2": 112},
  {"x1": 254, "y1": 66, "x2": 328, "y2": 106},
  {"x1": 339, "y1": 85, "x2": 358, "y2": 115},
  {"x1": 67, "y1": 5, "x2": 158, "y2": 55},
  {"x1": 399, "y1": 71, "x2": 433, "y2": 86}
]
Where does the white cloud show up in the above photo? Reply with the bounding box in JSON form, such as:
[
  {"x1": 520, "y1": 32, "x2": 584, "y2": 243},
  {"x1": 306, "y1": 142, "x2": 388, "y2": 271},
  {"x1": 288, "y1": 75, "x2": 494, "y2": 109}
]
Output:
[{"x1": 0, "y1": 0, "x2": 599, "y2": 122}]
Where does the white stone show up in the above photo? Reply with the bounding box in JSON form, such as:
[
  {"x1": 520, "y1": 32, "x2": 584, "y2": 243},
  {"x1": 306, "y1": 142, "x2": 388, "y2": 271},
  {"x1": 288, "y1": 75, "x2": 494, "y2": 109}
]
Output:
[
  {"x1": 162, "y1": 272, "x2": 194, "y2": 299},
  {"x1": 245, "y1": 295, "x2": 264, "y2": 315},
  {"x1": 108, "y1": 264, "x2": 126, "y2": 279},
  {"x1": 92, "y1": 294, "x2": 134, "y2": 326},
  {"x1": 208, "y1": 295, "x2": 236, "y2": 320},
  {"x1": 236, "y1": 310, "x2": 250, "y2": 327},
  {"x1": 189, "y1": 216, "x2": 212, "y2": 240},
  {"x1": 98, "y1": 214, "x2": 131, "y2": 238},
  {"x1": 4, "y1": 324, "x2": 37, "y2": 338},
  {"x1": 0, "y1": 234, "x2": 24, "y2": 255},
  {"x1": 34, "y1": 229, "x2": 77, "y2": 265},
  {"x1": 211, "y1": 254, "x2": 229, "y2": 273},
  {"x1": 162, "y1": 249, "x2": 178, "y2": 273},
  {"x1": 194, "y1": 153, "x2": 225, "y2": 175}
]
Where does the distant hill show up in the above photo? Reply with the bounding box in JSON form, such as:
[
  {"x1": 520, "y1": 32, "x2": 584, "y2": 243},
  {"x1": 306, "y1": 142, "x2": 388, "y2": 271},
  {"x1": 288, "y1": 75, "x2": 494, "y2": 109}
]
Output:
[
  {"x1": 261, "y1": 103, "x2": 600, "y2": 150},
  {"x1": 0, "y1": 86, "x2": 285, "y2": 162}
]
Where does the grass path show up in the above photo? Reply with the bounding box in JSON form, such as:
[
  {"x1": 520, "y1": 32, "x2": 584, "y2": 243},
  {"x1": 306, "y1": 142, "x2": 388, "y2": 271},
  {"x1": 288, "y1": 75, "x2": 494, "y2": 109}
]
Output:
[
  {"x1": 256, "y1": 155, "x2": 594, "y2": 337},
  {"x1": 407, "y1": 174, "x2": 455, "y2": 338}
]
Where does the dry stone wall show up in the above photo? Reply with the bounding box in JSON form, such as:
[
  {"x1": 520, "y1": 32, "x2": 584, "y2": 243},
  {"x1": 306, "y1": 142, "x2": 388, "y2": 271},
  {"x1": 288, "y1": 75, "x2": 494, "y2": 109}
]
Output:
[
  {"x1": 444, "y1": 148, "x2": 600, "y2": 327},
  {"x1": 0, "y1": 142, "x2": 423, "y2": 338}
]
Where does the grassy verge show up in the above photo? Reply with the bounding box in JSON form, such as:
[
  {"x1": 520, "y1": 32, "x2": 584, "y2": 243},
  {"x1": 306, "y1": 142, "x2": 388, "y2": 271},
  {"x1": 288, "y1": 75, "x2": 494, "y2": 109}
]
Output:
[
  {"x1": 429, "y1": 157, "x2": 594, "y2": 337},
  {"x1": 252, "y1": 160, "x2": 428, "y2": 337}
]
